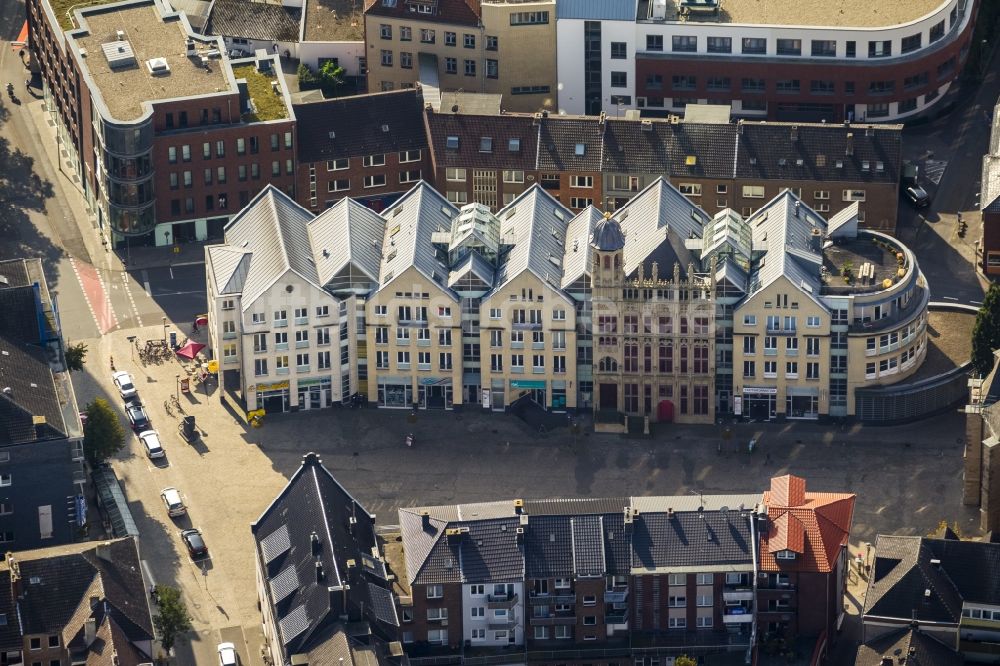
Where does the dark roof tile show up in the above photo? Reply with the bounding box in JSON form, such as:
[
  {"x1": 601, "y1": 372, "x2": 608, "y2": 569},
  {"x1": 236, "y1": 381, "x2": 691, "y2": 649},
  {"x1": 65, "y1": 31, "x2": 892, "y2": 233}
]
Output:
[
  {"x1": 538, "y1": 118, "x2": 602, "y2": 172},
  {"x1": 524, "y1": 515, "x2": 573, "y2": 578},
  {"x1": 426, "y1": 111, "x2": 538, "y2": 171},
  {"x1": 736, "y1": 122, "x2": 902, "y2": 183},
  {"x1": 631, "y1": 511, "x2": 753, "y2": 571},
  {"x1": 364, "y1": 0, "x2": 479, "y2": 26},
  {"x1": 854, "y1": 627, "x2": 962, "y2": 666},
  {"x1": 207, "y1": 0, "x2": 301, "y2": 42},
  {"x1": 294, "y1": 90, "x2": 427, "y2": 163}
]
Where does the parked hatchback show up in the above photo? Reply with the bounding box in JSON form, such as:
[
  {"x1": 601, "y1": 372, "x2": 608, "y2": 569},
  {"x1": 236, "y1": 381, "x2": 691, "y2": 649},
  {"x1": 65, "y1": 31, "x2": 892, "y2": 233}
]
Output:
[
  {"x1": 181, "y1": 528, "x2": 207, "y2": 558},
  {"x1": 160, "y1": 487, "x2": 186, "y2": 517},
  {"x1": 126, "y1": 403, "x2": 150, "y2": 432},
  {"x1": 112, "y1": 371, "x2": 137, "y2": 401},
  {"x1": 905, "y1": 185, "x2": 930, "y2": 208},
  {"x1": 218, "y1": 642, "x2": 238, "y2": 666},
  {"x1": 138, "y1": 430, "x2": 164, "y2": 459}
]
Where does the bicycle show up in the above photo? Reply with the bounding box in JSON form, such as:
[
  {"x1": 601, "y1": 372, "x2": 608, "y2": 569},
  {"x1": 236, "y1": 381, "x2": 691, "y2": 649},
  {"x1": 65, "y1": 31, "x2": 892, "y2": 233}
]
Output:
[{"x1": 163, "y1": 400, "x2": 173, "y2": 416}]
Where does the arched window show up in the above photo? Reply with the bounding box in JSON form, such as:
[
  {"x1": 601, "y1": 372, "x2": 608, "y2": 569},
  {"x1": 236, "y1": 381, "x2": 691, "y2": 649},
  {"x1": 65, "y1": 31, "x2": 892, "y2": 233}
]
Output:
[
  {"x1": 603, "y1": 255, "x2": 611, "y2": 270},
  {"x1": 598, "y1": 356, "x2": 618, "y2": 372},
  {"x1": 614, "y1": 253, "x2": 622, "y2": 269}
]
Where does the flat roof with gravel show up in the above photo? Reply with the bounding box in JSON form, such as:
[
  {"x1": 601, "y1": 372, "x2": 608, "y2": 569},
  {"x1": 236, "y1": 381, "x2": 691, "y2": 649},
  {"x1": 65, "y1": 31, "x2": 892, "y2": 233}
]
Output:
[
  {"x1": 907, "y1": 309, "x2": 974, "y2": 382},
  {"x1": 637, "y1": 0, "x2": 946, "y2": 28},
  {"x1": 303, "y1": 0, "x2": 363, "y2": 42},
  {"x1": 73, "y1": 3, "x2": 230, "y2": 122}
]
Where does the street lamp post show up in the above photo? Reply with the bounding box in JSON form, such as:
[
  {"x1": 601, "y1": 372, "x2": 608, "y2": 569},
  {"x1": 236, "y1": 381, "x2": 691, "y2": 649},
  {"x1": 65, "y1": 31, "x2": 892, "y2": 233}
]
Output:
[
  {"x1": 175, "y1": 374, "x2": 180, "y2": 400},
  {"x1": 127, "y1": 335, "x2": 136, "y2": 362},
  {"x1": 162, "y1": 317, "x2": 168, "y2": 343}
]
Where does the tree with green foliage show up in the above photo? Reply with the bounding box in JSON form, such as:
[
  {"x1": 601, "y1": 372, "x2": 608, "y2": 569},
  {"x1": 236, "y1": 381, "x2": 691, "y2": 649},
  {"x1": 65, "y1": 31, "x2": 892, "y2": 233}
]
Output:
[
  {"x1": 152, "y1": 585, "x2": 192, "y2": 653},
  {"x1": 82, "y1": 398, "x2": 126, "y2": 464},
  {"x1": 972, "y1": 283, "x2": 1000, "y2": 376},
  {"x1": 64, "y1": 342, "x2": 87, "y2": 372},
  {"x1": 297, "y1": 62, "x2": 318, "y2": 90},
  {"x1": 318, "y1": 60, "x2": 345, "y2": 97},
  {"x1": 674, "y1": 656, "x2": 697, "y2": 666}
]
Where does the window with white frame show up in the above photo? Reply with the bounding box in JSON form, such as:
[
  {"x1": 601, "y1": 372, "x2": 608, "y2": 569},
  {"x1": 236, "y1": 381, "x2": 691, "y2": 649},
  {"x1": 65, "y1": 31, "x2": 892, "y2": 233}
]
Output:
[
  {"x1": 427, "y1": 584, "x2": 444, "y2": 598},
  {"x1": 570, "y1": 175, "x2": 593, "y2": 188},
  {"x1": 428, "y1": 629, "x2": 447, "y2": 645},
  {"x1": 742, "y1": 185, "x2": 765, "y2": 198}
]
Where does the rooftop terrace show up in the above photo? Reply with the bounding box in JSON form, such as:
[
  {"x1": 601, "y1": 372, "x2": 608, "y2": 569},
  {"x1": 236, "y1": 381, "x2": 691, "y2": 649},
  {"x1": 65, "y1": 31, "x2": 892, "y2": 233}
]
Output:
[
  {"x1": 304, "y1": 0, "x2": 363, "y2": 42},
  {"x1": 73, "y1": 3, "x2": 230, "y2": 122},
  {"x1": 822, "y1": 236, "x2": 904, "y2": 292},
  {"x1": 636, "y1": 0, "x2": 945, "y2": 28}
]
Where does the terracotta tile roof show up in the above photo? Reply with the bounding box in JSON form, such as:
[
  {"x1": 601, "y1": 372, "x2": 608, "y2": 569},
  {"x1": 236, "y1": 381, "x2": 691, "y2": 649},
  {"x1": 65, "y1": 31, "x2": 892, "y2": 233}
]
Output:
[
  {"x1": 760, "y1": 475, "x2": 855, "y2": 573},
  {"x1": 364, "y1": 0, "x2": 480, "y2": 26}
]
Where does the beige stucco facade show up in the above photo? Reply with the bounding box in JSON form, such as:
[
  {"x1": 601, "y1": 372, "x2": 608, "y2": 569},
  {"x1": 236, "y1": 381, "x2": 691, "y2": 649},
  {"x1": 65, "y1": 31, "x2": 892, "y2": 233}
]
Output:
[
  {"x1": 365, "y1": 266, "x2": 464, "y2": 408},
  {"x1": 479, "y1": 271, "x2": 578, "y2": 412},
  {"x1": 479, "y1": 0, "x2": 557, "y2": 112},
  {"x1": 733, "y1": 276, "x2": 833, "y2": 420},
  {"x1": 364, "y1": 0, "x2": 556, "y2": 112}
]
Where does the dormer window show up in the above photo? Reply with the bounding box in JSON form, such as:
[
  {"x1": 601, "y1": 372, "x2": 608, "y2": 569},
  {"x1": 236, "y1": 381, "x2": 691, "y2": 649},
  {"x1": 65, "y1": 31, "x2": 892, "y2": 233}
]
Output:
[
  {"x1": 775, "y1": 550, "x2": 797, "y2": 560},
  {"x1": 480, "y1": 137, "x2": 493, "y2": 153}
]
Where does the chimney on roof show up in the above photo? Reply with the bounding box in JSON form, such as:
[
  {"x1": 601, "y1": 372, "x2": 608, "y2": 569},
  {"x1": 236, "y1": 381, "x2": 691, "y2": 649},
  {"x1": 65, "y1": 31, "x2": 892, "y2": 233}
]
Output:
[
  {"x1": 316, "y1": 560, "x2": 325, "y2": 582},
  {"x1": 1, "y1": 387, "x2": 11, "y2": 396},
  {"x1": 420, "y1": 510, "x2": 431, "y2": 529},
  {"x1": 794, "y1": 201, "x2": 801, "y2": 218},
  {"x1": 446, "y1": 527, "x2": 467, "y2": 543},
  {"x1": 311, "y1": 532, "x2": 321, "y2": 556},
  {"x1": 516, "y1": 526, "x2": 524, "y2": 544},
  {"x1": 599, "y1": 111, "x2": 607, "y2": 126},
  {"x1": 95, "y1": 542, "x2": 113, "y2": 563},
  {"x1": 514, "y1": 499, "x2": 525, "y2": 515},
  {"x1": 84, "y1": 618, "x2": 97, "y2": 647},
  {"x1": 302, "y1": 452, "x2": 321, "y2": 467},
  {"x1": 790, "y1": 125, "x2": 799, "y2": 142},
  {"x1": 845, "y1": 133, "x2": 854, "y2": 156},
  {"x1": 865, "y1": 126, "x2": 875, "y2": 137}
]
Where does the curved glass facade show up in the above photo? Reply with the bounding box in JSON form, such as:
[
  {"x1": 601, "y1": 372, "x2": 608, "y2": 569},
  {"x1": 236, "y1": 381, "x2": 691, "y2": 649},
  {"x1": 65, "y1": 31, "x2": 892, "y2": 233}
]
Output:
[{"x1": 98, "y1": 116, "x2": 156, "y2": 236}]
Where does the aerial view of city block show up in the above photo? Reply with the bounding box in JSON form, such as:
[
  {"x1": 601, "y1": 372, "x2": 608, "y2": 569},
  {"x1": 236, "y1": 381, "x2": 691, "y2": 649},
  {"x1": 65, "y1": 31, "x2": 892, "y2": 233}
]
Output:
[{"x1": 2, "y1": 0, "x2": 1000, "y2": 663}]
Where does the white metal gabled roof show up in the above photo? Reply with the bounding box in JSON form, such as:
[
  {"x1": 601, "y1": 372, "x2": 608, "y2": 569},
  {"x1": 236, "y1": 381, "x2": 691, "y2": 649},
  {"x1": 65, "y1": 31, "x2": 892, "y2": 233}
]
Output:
[
  {"x1": 222, "y1": 185, "x2": 322, "y2": 309},
  {"x1": 561, "y1": 207, "x2": 601, "y2": 288},
  {"x1": 308, "y1": 198, "x2": 386, "y2": 288}
]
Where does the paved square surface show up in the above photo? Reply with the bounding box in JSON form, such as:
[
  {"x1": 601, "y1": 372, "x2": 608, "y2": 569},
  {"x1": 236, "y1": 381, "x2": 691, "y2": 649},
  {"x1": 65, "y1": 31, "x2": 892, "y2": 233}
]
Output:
[{"x1": 72, "y1": 326, "x2": 976, "y2": 664}]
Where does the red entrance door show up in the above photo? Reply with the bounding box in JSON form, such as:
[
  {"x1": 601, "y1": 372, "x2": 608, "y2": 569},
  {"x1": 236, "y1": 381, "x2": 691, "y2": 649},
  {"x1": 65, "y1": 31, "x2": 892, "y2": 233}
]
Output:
[{"x1": 657, "y1": 400, "x2": 675, "y2": 423}]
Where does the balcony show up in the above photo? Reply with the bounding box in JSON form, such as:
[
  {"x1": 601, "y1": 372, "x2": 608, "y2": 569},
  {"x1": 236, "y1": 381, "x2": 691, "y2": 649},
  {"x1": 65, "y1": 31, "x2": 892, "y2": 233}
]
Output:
[
  {"x1": 722, "y1": 609, "x2": 753, "y2": 624},
  {"x1": 530, "y1": 593, "x2": 576, "y2": 605},
  {"x1": 606, "y1": 609, "x2": 629, "y2": 624},
  {"x1": 276, "y1": 367, "x2": 290, "y2": 375},
  {"x1": 275, "y1": 342, "x2": 289, "y2": 351},
  {"x1": 605, "y1": 588, "x2": 629, "y2": 604},
  {"x1": 487, "y1": 593, "x2": 519, "y2": 610},
  {"x1": 253, "y1": 346, "x2": 267, "y2": 354},
  {"x1": 487, "y1": 617, "x2": 518, "y2": 631},
  {"x1": 223, "y1": 331, "x2": 237, "y2": 340},
  {"x1": 295, "y1": 340, "x2": 309, "y2": 349},
  {"x1": 722, "y1": 590, "x2": 753, "y2": 602},
  {"x1": 765, "y1": 326, "x2": 796, "y2": 336},
  {"x1": 274, "y1": 319, "x2": 288, "y2": 328},
  {"x1": 294, "y1": 316, "x2": 308, "y2": 326},
  {"x1": 531, "y1": 614, "x2": 577, "y2": 626}
]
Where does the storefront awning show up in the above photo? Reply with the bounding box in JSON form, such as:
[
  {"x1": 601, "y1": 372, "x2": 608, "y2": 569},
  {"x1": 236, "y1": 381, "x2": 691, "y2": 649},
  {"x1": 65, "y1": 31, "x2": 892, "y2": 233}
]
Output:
[{"x1": 510, "y1": 380, "x2": 546, "y2": 390}]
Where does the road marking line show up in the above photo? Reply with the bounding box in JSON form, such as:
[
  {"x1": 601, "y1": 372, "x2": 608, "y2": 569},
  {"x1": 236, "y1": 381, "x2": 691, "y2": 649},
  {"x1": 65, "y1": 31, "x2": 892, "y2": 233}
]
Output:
[
  {"x1": 153, "y1": 290, "x2": 208, "y2": 296},
  {"x1": 971, "y1": 300, "x2": 983, "y2": 305},
  {"x1": 122, "y1": 273, "x2": 144, "y2": 327},
  {"x1": 169, "y1": 265, "x2": 174, "y2": 280},
  {"x1": 942, "y1": 296, "x2": 959, "y2": 301},
  {"x1": 70, "y1": 258, "x2": 102, "y2": 333},
  {"x1": 94, "y1": 267, "x2": 120, "y2": 331}
]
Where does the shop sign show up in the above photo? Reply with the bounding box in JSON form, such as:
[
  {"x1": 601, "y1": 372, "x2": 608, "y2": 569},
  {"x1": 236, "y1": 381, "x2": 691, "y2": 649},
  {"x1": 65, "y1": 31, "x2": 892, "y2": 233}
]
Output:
[{"x1": 743, "y1": 387, "x2": 778, "y2": 395}]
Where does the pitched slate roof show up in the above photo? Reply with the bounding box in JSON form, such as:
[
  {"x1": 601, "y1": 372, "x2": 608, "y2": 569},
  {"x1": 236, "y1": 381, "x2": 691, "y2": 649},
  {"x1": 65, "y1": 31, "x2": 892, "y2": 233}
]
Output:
[
  {"x1": 924, "y1": 537, "x2": 1000, "y2": 605},
  {"x1": 294, "y1": 90, "x2": 427, "y2": 163},
  {"x1": 863, "y1": 536, "x2": 963, "y2": 624},
  {"x1": 363, "y1": 0, "x2": 480, "y2": 26},
  {"x1": 426, "y1": 111, "x2": 538, "y2": 171},
  {"x1": 736, "y1": 122, "x2": 902, "y2": 183},
  {"x1": 760, "y1": 475, "x2": 855, "y2": 573},
  {"x1": 0, "y1": 336, "x2": 66, "y2": 445},
  {"x1": 205, "y1": 246, "x2": 251, "y2": 295},
  {"x1": 401, "y1": 492, "x2": 766, "y2": 585},
  {"x1": 854, "y1": 627, "x2": 962, "y2": 666},
  {"x1": 631, "y1": 511, "x2": 754, "y2": 572},
  {"x1": 0, "y1": 538, "x2": 153, "y2": 657},
  {"x1": 537, "y1": 117, "x2": 603, "y2": 172},
  {"x1": 252, "y1": 453, "x2": 397, "y2": 658},
  {"x1": 207, "y1": 0, "x2": 301, "y2": 41},
  {"x1": 220, "y1": 186, "x2": 324, "y2": 308}
]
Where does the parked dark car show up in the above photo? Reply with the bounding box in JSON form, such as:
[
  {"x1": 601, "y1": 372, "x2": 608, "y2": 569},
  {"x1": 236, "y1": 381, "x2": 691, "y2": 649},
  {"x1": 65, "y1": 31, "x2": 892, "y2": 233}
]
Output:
[
  {"x1": 126, "y1": 403, "x2": 150, "y2": 431},
  {"x1": 181, "y1": 528, "x2": 208, "y2": 558},
  {"x1": 905, "y1": 185, "x2": 930, "y2": 208}
]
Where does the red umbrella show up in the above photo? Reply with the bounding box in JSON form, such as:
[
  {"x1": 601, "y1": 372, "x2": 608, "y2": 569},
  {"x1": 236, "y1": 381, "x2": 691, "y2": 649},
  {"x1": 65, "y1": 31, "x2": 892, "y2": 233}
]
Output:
[{"x1": 175, "y1": 340, "x2": 206, "y2": 359}]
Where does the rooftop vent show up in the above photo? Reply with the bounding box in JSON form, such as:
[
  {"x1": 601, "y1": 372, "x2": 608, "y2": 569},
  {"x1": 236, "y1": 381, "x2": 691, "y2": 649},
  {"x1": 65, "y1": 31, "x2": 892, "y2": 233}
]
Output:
[
  {"x1": 382, "y1": 124, "x2": 390, "y2": 132},
  {"x1": 641, "y1": 119, "x2": 653, "y2": 132},
  {"x1": 101, "y1": 40, "x2": 136, "y2": 69},
  {"x1": 328, "y1": 131, "x2": 335, "y2": 139},
  {"x1": 146, "y1": 58, "x2": 170, "y2": 75},
  {"x1": 116, "y1": 29, "x2": 125, "y2": 41}
]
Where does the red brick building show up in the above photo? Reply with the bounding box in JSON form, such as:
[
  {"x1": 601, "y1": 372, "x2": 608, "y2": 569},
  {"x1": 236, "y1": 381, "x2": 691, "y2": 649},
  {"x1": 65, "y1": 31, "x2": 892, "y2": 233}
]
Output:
[{"x1": 293, "y1": 89, "x2": 430, "y2": 212}]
